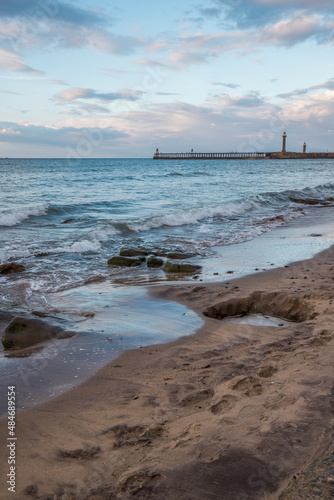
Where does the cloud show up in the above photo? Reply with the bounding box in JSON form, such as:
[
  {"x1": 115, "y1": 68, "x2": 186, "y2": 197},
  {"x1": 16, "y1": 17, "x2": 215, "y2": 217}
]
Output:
[
  {"x1": 0, "y1": 122, "x2": 128, "y2": 146},
  {"x1": 155, "y1": 92, "x2": 181, "y2": 96},
  {"x1": 229, "y1": 92, "x2": 266, "y2": 107},
  {"x1": 0, "y1": 0, "x2": 108, "y2": 27},
  {"x1": 213, "y1": 82, "x2": 240, "y2": 88},
  {"x1": 244, "y1": 0, "x2": 334, "y2": 11},
  {"x1": 54, "y1": 87, "x2": 144, "y2": 105},
  {"x1": 199, "y1": 7, "x2": 222, "y2": 18},
  {"x1": 259, "y1": 13, "x2": 327, "y2": 46},
  {"x1": 159, "y1": 9, "x2": 334, "y2": 71},
  {"x1": 60, "y1": 103, "x2": 112, "y2": 115},
  {"x1": 0, "y1": 89, "x2": 21, "y2": 95},
  {"x1": 50, "y1": 79, "x2": 68, "y2": 86},
  {"x1": 133, "y1": 58, "x2": 167, "y2": 67},
  {"x1": 0, "y1": 47, "x2": 44, "y2": 75},
  {"x1": 282, "y1": 89, "x2": 334, "y2": 126},
  {"x1": 214, "y1": 0, "x2": 334, "y2": 28},
  {"x1": 277, "y1": 78, "x2": 334, "y2": 98},
  {"x1": 0, "y1": 5, "x2": 146, "y2": 57}
]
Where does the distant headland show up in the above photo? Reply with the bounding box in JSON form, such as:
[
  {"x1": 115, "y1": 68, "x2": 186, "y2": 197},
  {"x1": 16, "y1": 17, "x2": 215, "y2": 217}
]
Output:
[{"x1": 153, "y1": 132, "x2": 334, "y2": 160}]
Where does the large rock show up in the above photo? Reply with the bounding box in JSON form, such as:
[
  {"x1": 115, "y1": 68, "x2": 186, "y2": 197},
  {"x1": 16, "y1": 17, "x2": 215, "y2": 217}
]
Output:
[
  {"x1": 163, "y1": 262, "x2": 202, "y2": 274},
  {"x1": 0, "y1": 263, "x2": 25, "y2": 274},
  {"x1": 108, "y1": 256, "x2": 144, "y2": 267},
  {"x1": 166, "y1": 252, "x2": 196, "y2": 260},
  {"x1": 119, "y1": 248, "x2": 149, "y2": 257},
  {"x1": 2, "y1": 316, "x2": 76, "y2": 349},
  {"x1": 147, "y1": 256, "x2": 164, "y2": 268}
]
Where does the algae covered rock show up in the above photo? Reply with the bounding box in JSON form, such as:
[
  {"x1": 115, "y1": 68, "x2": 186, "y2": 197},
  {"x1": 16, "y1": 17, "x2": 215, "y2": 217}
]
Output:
[
  {"x1": 2, "y1": 316, "x2": 76, "y2": 349},
  {"x1": 163, "y1": 261, "x2": 202, "y2": 274},
  {"x1": 147, "y1": 256, "x2": 164, "y2": 268},
  {"x1": 166, "y1": 252, "x2": 196, "y2": 260},
  {"x1": 108, "y1": 256, "x2": 143, "y2": 267},
  {"x1": 0, "y1": 263, "x2": 25, "y2": 274}
]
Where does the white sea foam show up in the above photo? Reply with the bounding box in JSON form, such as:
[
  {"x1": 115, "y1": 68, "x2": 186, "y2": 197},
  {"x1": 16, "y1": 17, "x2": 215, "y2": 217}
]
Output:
[
  {"x1": 212, "y1": 209, "x2": 305, "y2": 247},
  {"x1": 70, "y1": 240, "x2": 102, "y2": 253},
  {"x1": 128, "y1": 203, "x2": 245, "y2": 233},
  {"x1": 88, "y1": 226, "x2": 119, "y2": 242},
  {"x1": 0, "y1": 204, "x2": 49, "y2": 227},
  {"x1": 0, "y1": 247, "x2": 32, "y2": 261}
]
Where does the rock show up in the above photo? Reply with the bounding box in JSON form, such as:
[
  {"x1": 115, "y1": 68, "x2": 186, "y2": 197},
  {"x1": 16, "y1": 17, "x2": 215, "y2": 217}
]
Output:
[
  {"x1": 2, "y1": 316, "x2": 76, "y2": 349},
  {"x1": 166, "y1": 252, "x2": 196, "y2": 260},
  {"x1": 62, "y1": 218, "x2": 75, "y2": 224},
  {"x1": 0, "y1": 263, "x2": 26, "y2": 274},
  {"x1": 108, "y1": 256, "x2": 143, "y2": 267},
  {"x1": 147, "y1": 256, "x2": 164, "y2": 268},
  {"x1": 163, "y1": 261, "x2": 202, "y2": 274},
  {"x1": 119, "y1": 248, "x2": 149, "y2": 257}
]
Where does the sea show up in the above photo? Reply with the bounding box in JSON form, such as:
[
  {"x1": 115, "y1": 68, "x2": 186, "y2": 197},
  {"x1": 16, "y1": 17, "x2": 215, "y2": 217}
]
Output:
[{"x1": 0, "y1": 157, "x2": 333, "y2": 412}]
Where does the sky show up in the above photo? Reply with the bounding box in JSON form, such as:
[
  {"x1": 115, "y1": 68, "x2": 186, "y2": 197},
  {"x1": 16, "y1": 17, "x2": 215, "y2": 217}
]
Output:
[{"x1": 0, "y1": 0, "x2": 333, "y2": 158}]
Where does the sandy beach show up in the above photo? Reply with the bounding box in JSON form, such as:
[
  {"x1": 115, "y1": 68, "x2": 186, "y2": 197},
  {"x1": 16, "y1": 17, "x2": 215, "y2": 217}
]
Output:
[{"x1": 1, "y1": 245, "x2": 334, "y2": 499}]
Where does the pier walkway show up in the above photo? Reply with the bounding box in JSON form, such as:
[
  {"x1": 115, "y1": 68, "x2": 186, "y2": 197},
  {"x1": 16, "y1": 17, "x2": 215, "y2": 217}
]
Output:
[{"x1": 153, "y1": 151, "x2": 267, "y2": 160}]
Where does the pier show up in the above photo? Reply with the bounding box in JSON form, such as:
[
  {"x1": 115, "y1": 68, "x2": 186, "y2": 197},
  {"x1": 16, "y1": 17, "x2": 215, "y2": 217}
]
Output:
[
  {"x1": 153, "y1": 151, "x2": 267, "y2": 160},
  {"x1": 153, "y1": 133, "x2": 334, "y2": 160}
]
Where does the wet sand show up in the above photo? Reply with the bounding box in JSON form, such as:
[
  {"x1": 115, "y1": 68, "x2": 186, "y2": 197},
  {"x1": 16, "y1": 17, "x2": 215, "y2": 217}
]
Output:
[{"x1": 0, "y1": 245, "x2": 334, "y2": 499}]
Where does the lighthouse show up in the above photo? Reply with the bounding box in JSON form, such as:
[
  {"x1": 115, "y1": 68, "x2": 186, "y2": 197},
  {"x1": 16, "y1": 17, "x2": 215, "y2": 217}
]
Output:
[{"x1": 282, "y1": 132, "x2": 287, "y2": 153}]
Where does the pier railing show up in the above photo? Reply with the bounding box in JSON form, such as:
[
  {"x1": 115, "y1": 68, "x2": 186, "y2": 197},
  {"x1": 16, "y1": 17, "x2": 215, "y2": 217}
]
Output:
[{"x1": 153, "y1": 152, "x2": 267, "y2": 160}]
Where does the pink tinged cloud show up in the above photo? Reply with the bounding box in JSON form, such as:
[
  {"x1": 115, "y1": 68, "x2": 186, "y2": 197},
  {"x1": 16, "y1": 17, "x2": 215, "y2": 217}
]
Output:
[
  {"x1": 0, "y1": 48, "x2": 44, "y2": 75},
  {"x1": 260, "y1": 13, "x2": 324, "y2": 46},
  {"x1": 54, "y1": 87, "x2": 144, "y2": 105}
]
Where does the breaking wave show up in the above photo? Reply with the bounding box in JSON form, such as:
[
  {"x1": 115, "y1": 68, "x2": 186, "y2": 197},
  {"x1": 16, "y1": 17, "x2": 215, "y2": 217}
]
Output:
[
  {"x1": 127, "y1": 203, "x2": 245, "y2": 233},
  {"x1": 0, "y1": 204, "x2": 49, "y2": 227},
  {"x1": 125, "y1": 183, "x2": 333, "y2": 234}
]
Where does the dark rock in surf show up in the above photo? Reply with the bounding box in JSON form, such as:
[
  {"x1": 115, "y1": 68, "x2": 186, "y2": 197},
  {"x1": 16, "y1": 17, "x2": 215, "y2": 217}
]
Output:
[
  {"x1": 166, "y1": 252, "x2": 196, "y2": 260},
  {"x1": 147, "y1": 256, "x2": 164, "y2": 268},
  {"x1": 62, "y1": 218, "x2": 75, "y2": 224},
  {"x1": 119, "y1": 248, "x2": 149, "y2": 257},
  {"x1": 0, "y1": 263, "x2": 26, "y2": 275},
  {"x1": 2, "y1": 316, "x2": 76, "y2": 349},
  {"x1": 108, "y1": 256, "x2": 143, "y2": 267},
  {"x1": 163, "y1": 262, "x2": 202, "y2": 274}
]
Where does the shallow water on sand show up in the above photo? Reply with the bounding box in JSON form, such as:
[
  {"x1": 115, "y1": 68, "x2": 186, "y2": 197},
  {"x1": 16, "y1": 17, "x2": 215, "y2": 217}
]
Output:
[{"x1": 0, "y1": 284, "x2": 203, "y2": 415}]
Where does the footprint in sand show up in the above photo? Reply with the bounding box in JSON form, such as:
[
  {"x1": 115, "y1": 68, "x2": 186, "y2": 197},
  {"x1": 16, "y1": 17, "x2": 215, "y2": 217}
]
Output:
[
  {"x1": 181, "y1": 388, "x2": 214, "y2": 406},
  {"x1": 210, "y1": 395, "x2": 238, "y2": 415},
  {"x1": 257, "y1": 365, "x2": 278, "y2": 378},
  {"x1": 231, "y1": 376, "x2": 263, "y2": 396},
  {"x1": 101, "y1": 423, "x2": 164, "y2": 447}
]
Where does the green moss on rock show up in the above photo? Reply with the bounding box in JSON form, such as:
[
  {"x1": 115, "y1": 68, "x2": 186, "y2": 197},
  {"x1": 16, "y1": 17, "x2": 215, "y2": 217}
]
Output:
[
  {"x1": 163, "y1": 261, "x2": 202, "y2": 274},
  {"x1": 108, "y1": 256, "x2": 143, "y2": 267},
  {"x1": 147, "y1": 256, "x2": 164, "y2": 268}
]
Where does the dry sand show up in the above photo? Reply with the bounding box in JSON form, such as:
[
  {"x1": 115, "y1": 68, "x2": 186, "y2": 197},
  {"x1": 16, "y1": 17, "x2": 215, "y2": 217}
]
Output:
[{"x1": 1, "y1": 246, "x2": 334, "y2": 499}]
